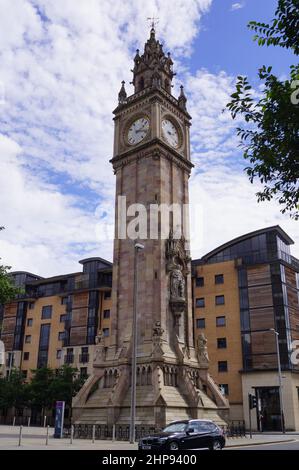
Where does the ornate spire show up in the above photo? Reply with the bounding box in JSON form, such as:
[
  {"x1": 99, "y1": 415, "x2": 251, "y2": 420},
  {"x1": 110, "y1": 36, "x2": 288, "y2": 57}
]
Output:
[
  {"x1": 132, "y1": 26, "x2": 175, "y2": 94},
  {"x1": 118, "y1": 80, "x2": 127, "y2": 105},
  {"x1": 178, "y1": 85, "x2": 187, "y2": 111}
]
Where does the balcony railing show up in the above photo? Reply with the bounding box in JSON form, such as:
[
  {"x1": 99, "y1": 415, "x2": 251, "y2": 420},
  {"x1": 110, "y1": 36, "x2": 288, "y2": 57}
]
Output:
[
  {"x1": 64, "y1": 354, "x2": 74, "y2": 364},
  {"x1": 79, "y1": 354, "x2": 90, "y2": 363}
]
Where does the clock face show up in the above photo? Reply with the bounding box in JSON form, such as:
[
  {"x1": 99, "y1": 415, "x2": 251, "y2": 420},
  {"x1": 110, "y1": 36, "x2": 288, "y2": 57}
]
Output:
[
  {"x1": 127, "y1": 117, "x2": 150, "y2": 145},
  {"x1": 162, "y1": 119, "x2": 179, "y2": 148}
]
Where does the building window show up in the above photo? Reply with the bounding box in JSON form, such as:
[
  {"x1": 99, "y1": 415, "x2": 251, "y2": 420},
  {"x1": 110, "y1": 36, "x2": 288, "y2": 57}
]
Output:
[
  {"x1": 28, "y1": 302, "x2": 34, "y2": 310},
  {"x1": 80, "y1": 367, "x2": 88, "y2": 378},
  {"x1": 25, "y1": 335, "x2": 31, "y2": 344},
  {"x1": 104, "y1": 291, "x2": 111, "y2": 299},
  {"x1": 60, "y1": 314, "x2": 67, "y2": 323},
  {"x1": 22, "y1": 370, "x2": 28, "y2": 379},
  {"x1": 27, "y1": 318, "x2": 33, "y2": 327},
  {"x1": 196, "y1": 277, "x2": 204, "y2": 287},
  {"x1": 58, "y1": 332, "x2": 65, "y2": 341},
  {"x1": 196, "y1": 318, "x2": 205, "y2": 329},
  {"x1": 56, "y1": 349, "x2": 62, "y2": 359},
  {"x1": 217, "y1": 338, "x2": 227, "y2": 349},
  {"x1": 196, "y1": 298, "x2": 205, "y2": 308},
  {"x1": 215, "y1": 274, "x2": 224, "y2": 284},
  {"x1": 216, "y1": 316, "x2": 226, "y2": 327},
  {"x1": 65, "y1": 348, "x2": 74, "y2": 364},
  {"x1": 61, "y1": 297, "x2": 68, "y2": 305},
  {"x1": 215, "y1": 295, "x2": 225, "y2": 305},
  {"x1": 37, "y1": 323, "x2": 51, "y2": 368},
  {"x1": 41, "y1": 305, "x2": 52, "y2": 319},
  {"x1": 103, "y1": 309, "x2": 110, "y2": 319},
  {"x1": 23, "y1": 352, "x2": 30, "y2": 360},
  {"x1": 103, "y1": 328, "x2": 110, "y2": 337},
  {"x1": 80, "y1": 347, "x2": 89, "y2": 363},
  {"x1": 219, "y1": 384, "x2": 229, "y2": 396},
  {"x1": 218, "y1": 361, "x2": 228, "y2": 372}
]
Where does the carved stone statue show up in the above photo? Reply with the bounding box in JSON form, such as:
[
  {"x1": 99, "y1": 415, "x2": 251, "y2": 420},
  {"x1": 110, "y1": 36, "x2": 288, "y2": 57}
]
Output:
[
  {"x1": 170, "y1": 268, "x2": 185, "y2": 299},
  {"x1": 94, "y1": 333, "x2": 106, "y2": 363},
  {"x1": 95, "y1": 333, "x2": 102, "y2": 345},
  {"x1": 197, "y1": 333, "x2": 209, "y2": 365},
  {"x1": 153, "y1": 321, "x2": 164, "y2": 337}
]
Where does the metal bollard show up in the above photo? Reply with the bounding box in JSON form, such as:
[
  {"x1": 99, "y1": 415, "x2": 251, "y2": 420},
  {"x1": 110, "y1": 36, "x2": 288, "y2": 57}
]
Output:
[
  {"x1": 18, "y1": 426, "x2": 23, "y2": 447},
  {"x1": 12, "y1": 417, "x2": 16, "y2": 427},
  {"x1": 92, "y1": 425, "x2": 95, "y2": 443},
  {"x1": 27, "y1": 417, "x2": 31, "y2": 427},
  {"x1": 43, "y1": 415, "x2": 47, "y2": 427},
  {"x1": 112, "y1": 424, "x2": 116, "y2": 441},
  {"x1": 70, "y1": 425, "x2": 74, "y2": 445},
  {"x1": 46, "y1": 425, "x2": 49, "y2": 446}
]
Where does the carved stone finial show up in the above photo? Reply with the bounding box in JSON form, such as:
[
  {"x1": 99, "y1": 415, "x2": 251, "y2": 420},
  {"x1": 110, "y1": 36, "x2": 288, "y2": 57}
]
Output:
[
  {"x1": 118, "y1": 80, "x2": 127, "y2": 105},
  {"x1": 178, "y1": 85, "x2": 187, "y2": 111}
]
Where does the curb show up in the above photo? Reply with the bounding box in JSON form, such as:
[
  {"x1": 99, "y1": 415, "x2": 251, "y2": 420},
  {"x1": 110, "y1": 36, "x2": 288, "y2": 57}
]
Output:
[{"x1": 226, "y1": 438, "x2": 296, "y2": 448}]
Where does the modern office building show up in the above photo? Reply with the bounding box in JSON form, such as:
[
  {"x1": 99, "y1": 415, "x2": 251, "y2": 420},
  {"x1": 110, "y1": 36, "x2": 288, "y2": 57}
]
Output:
[
  {"x1": 193, "y1": 225, "x2": 299, "y2": 431},
  {"x1": 1, "y1": 225, "x2": 299, "y2": 429},
  {"x1": 0, "y1": 258, "x2": 112, "y2": 381}
]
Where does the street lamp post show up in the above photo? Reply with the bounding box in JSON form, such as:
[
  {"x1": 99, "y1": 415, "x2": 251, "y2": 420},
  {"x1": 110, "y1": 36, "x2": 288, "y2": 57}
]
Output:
[
  {"x1": 129, "y1": 242, "x2": 144, "y2": 444},
  {"x1": 270, "y1": 328, "x2": 285, "y2": 434}
]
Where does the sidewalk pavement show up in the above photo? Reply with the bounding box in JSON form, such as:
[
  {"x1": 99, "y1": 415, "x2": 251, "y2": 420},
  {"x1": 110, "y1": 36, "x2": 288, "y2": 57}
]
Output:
[{"x1": 0, "y1": 425, "x2": 296, "y2": 450}]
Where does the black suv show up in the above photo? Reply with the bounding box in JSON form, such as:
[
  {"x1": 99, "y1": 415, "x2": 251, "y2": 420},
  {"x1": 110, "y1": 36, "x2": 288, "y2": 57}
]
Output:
[{"x1": 138, "y1": 419, "x2": 225, "y2": 451}]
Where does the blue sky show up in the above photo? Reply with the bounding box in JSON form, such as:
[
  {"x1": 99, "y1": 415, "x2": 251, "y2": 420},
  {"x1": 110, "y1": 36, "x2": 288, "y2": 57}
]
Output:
[
  {"x1": 0, "y1": 0, "x2": 298, "y2": 276},
  {"x1": 190, "y1": 0, "x2": 295, "y2": 79}
]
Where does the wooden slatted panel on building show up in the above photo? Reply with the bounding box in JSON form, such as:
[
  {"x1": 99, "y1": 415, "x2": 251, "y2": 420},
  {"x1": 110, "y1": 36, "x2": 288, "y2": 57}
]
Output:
[
  {"x1": 72, "y1": 292, "x2": 89, "y2": 309},
  {"x1": 250, "y1": 307, "x2": 275, "y2": 330},
  {"x1": 1, "y1": 303, "x2": 18, "y2": 350},
  {"x1": 70, "y1": 326, "x2": 86, "y2": 346},
  {"x1": 247, "y1": 265, "x2": 271, "y2": 286},
  {"x1": 248, "y1": 285, "x2": 273, "y2": 309},
  {"x1": 1, "y1": 333, "x2": 14, "y2": 350},
  {"x1": 71, "y1": 307, "x2": 88, "y2": 327},
  {"x1": 287, "y1": 287, "x2": 299, "y2": 310},
  {"x1": 3, "y1": 302, "x2": 18, "y2": 317},
  {"x1": 252, "y1": 354, "x2": 277, "y2": 369},
  {"x1": 251, "y1": 330, "x2": 276, "y2": 355},
  {"x1": 285, "y1": 266, "x2": 297, "y2": 289},
  {"x1": 69, "y1": 292, "x2": 89, "y2": 345}
]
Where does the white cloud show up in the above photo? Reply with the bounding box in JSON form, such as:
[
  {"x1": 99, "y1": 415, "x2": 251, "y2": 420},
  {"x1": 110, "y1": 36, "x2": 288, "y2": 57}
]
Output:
[
  {"x1": 0, "y1": 0, "x2": 213, "y2": 275},
  {"x1": 184, "y1": 69, "x2": 299, "y2": 260},
  {"x1": 231, "y1": 2, "x2": 245, "y2": 11},
  {"x1": 0, "y1": 0, "x2": 298, "y2": 278},
  {"x1": 0, "y1": 134, "x2": 113, "y2": 275}
]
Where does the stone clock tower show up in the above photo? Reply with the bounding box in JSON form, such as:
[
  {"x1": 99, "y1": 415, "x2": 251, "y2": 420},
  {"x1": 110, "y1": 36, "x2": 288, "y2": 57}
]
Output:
[{"x1": 73, "y1": 26, "x2": 228, "y2": 428}]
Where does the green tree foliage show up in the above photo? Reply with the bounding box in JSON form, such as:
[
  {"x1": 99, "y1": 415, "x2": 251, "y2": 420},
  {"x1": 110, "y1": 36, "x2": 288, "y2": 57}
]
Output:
[
  {"x1": 0, "y1": 227, "x2": 23, "y2": 304},
  {"x1": 227, "y1": 0, "x2": 299, "y2": 218},
  {"x1": 0, "y1": 369, "x2": 29, "y2": 411},
  {"x1": 0, "y1": 366, "x2": 87, "y2": 414},
  {"x1": 28, "y1": 366, "x2": 86, "y2": 411}
]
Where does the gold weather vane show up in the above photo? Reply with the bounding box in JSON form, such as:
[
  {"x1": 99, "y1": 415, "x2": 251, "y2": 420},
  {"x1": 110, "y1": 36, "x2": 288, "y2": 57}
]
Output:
[{"x1": 147, "y1": 15, "x2": 159, "y2": 30}]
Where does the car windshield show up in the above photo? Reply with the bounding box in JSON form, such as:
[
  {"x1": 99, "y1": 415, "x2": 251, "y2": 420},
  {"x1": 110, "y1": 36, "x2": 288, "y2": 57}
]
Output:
[{"x1": 163, "y1": 422, "x2": 187, "y2": 433}]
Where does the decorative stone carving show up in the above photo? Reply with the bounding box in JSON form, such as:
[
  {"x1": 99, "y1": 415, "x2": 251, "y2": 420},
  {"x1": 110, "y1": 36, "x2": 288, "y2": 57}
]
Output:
[
  {"x1": 170, "y1": 267, "x2": 185, "y2": 300},
  {"x1": 197, "y1": 333, "x2": 209, "y2": 366},
  {"x1": 153, "y1": 321, "x2": 164, "y2": 338},
  {"x1": 94, "y1": 333, "x2": 106, "y2": 364},
  {"x1": 166, "y1": 228, "x2": 189, "y2": 274},
  {"x1": 152, "y1": 321, "x2": 165, "y2": 357},
  {"x1": 166, "y1": 230, "x2": 189, "y2": 327}
]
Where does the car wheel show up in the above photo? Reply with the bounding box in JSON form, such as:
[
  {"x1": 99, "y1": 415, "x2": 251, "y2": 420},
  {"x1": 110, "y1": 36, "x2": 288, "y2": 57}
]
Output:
[
  {"x1": 210, "y1": 440, "x2": 222, "y2": 451},
  {"x1": 168, "y1": 441, "x2": 180, "y2": 451}
]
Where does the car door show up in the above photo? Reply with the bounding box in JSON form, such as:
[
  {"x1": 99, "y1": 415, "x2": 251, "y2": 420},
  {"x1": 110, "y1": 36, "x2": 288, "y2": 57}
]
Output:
[
  {"x1": 183, "y1": 422, "x2": 202, "y2": 449},
  {"x1": 195, "y1": 422, "x2": 212, "y2": 449}
]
